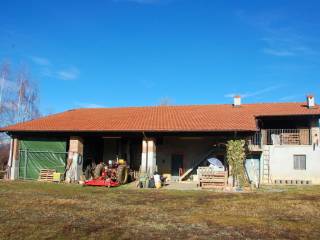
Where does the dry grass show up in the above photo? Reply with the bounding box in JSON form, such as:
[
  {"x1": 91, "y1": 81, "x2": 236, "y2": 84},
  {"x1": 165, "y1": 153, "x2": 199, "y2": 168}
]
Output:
[{"x1": 0, "y1": 181, "x2": 320, "y2": 240}]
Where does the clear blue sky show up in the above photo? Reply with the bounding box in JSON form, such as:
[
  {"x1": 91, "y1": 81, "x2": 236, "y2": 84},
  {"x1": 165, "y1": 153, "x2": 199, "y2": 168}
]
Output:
[{"x1": 1, "y1": 0, "x2": 320, "y2": 114}]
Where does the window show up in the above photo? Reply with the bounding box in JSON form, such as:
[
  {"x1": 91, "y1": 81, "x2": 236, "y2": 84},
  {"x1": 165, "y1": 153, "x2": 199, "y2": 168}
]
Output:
[{"x1": 294, "y1": 155, "x2": 306, "y2": 170}]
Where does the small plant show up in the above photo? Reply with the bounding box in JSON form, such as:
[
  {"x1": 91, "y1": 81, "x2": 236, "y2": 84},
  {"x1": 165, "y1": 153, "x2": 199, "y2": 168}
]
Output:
[{"x1": 226, "y1": 139, "x2": 248, "y2": 187}]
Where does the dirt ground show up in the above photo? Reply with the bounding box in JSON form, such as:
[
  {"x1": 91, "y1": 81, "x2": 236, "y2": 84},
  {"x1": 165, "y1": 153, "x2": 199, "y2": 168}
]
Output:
[{"x1": 0, "y1": 181, "x2": 320, "y2": 240}]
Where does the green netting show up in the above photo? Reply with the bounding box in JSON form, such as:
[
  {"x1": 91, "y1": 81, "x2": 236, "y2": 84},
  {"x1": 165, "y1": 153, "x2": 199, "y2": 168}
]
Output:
[{"x1": 19, "y1": 140, "x2": 67, "y2": 180}]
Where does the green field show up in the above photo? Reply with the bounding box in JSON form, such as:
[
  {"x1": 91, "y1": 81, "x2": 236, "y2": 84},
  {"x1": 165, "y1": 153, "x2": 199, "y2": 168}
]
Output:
[{"x1": 0, "y1": 181, "x2": 320, "y2": 239}]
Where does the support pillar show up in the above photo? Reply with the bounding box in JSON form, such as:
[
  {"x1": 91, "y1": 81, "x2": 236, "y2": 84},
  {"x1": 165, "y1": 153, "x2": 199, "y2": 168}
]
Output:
[
  {"x1": 261, "y1": 129, "x2": 267, "y2": 146},
  {"x1": 141, "y1": 138, "x2": 157, "y2": 176},
  {"x1": 66, "y1": 136, "x2": 84, "y2": 182},
  {"x1": 10, "y1": 138, "x2": 19, "y2": 180},
  {"x1": 310, "y1": 119, "x2": 320, "y2": 148}
]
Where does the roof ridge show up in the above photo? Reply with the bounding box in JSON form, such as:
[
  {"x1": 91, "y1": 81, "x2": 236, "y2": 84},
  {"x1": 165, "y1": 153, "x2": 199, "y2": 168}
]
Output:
[{"x1": 73, "y1": 101, "x2": 307, "y2": 111}]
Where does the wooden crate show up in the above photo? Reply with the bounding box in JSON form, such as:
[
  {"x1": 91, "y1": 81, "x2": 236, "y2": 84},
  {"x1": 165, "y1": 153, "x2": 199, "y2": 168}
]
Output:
[{"x1": 38, "y1": 169, "x2": 56, "y2": 182}]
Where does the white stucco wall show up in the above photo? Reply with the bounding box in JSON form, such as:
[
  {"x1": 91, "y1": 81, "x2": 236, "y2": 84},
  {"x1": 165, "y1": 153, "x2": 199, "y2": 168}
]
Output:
[{"x1": 265, "y1": 145, "x2": 320, "y2": 184}]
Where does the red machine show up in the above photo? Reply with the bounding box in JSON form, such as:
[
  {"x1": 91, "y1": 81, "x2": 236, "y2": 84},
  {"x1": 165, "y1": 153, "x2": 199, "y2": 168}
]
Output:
[{"x1": 84, "y1": 166, "x2": 120, "y2": 187}]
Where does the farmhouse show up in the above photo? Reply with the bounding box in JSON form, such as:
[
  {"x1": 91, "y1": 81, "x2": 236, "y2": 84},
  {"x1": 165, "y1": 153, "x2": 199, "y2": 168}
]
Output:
[{"x1": 2, "y1": 95, "x2": 320, "y2": 185}]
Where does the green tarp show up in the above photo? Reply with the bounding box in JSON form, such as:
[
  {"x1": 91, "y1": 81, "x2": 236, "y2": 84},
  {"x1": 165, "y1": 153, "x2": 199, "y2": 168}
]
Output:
[{"x1": 19, "y1": 140, "x2": 67, "y2": 180}]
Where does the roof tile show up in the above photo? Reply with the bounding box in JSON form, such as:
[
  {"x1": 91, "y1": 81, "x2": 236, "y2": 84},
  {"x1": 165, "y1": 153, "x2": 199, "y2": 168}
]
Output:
[{"x1": 1, "y1": 102, "x2": 320, "y2": 132}]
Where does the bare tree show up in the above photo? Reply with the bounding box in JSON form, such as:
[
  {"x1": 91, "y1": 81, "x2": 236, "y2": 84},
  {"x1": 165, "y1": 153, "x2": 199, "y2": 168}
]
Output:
[
  {"x1": 0, "y1": 61, "x2": 40, "y2": 170},
  {"x1": 0, "y1": 63, "x2": 40, "y2": 127},
  {"x1": 15, "y1": 67, "x2": 40, "y2": 123},
  {"x1": 0, "y1": 62, "x2": 10, "y2": 122}
]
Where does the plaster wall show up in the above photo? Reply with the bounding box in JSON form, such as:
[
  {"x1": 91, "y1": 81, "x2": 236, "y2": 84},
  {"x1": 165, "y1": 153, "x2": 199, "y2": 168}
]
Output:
[{"x1": 264, "y1": 145, "x2": 320, "y2": 184}]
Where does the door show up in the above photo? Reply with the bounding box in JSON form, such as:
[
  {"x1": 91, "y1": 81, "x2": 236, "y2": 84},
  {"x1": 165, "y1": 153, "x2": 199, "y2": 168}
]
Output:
[{"x1": 171, "y1": 154, "x2": 183, "y2": 176}]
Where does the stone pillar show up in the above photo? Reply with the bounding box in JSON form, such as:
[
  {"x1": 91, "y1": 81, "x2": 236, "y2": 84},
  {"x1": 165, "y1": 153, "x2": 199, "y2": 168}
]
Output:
[
  {"x1": 6, "y1": 138, "x2": 13, "y2": 179},
  {"x1": 147, "y1": 139, "x2": 157, "y2": 175},
  {"x1": 69, "y1": 136, "x2": 84, "y2": 154},
  {"x1": 66, "y1": 136, "x2": 84, "y2": 182},
  {"x1": 141, "y1": 138, "x2": 157, "y2": 176},
  {"x1": 10, "y1": 138, "x2": 20, "y2": 180},
  {"x1": 141, "y1": 139, "x2": 148, "y2": 173},
  {"x1": 261, "y1": 129, "x2": 267, "y2": 146},
  {"x1": 310, "y1": 119, "x2": 320, "y2": 147}
]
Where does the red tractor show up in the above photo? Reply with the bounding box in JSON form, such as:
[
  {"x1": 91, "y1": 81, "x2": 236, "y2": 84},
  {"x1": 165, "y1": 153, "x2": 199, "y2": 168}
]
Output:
[{"x1": 84, "y1": 161, "x2": 128, "y2": 187}]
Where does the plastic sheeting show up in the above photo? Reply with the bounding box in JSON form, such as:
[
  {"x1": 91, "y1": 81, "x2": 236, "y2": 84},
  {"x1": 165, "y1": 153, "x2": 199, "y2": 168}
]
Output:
[
  {"x1": 245, "y1": 158, "x2": 260, "y2": 186},
  {"x1": 207, "y1": 157, "x2": 225, "y2": 171},
  {"x1": 19, "y1": 140, "x2": 67, "y2": 180}
]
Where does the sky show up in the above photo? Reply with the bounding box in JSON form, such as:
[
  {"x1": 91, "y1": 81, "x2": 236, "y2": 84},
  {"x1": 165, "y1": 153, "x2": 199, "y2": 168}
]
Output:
[{"x1": 1, "y1": 0, "x2": 320, "y2": 114}]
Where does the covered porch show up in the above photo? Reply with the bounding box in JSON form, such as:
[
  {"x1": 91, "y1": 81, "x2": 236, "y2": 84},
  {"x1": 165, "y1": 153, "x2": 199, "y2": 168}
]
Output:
[
  {"x1": 8, "y1": 131, "x2": 245, "y2": 183},
  {"x1": 77, "y1": 132, "x2": 235, "y2": 182}
]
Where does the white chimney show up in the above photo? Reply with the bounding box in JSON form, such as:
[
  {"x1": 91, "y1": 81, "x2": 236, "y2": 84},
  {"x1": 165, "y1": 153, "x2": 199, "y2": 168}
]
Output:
[
  {"x1": 307, "y1": 95, "x2": 315, "y2": 108},
  {"x1": 233, "y1": 95, "x2": 241, "y2": 107}
]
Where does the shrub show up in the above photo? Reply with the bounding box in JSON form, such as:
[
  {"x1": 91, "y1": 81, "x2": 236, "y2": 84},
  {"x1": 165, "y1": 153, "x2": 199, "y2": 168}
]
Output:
[{"x1": 226, "y1": 139, "x2": 248, "y2": 187}]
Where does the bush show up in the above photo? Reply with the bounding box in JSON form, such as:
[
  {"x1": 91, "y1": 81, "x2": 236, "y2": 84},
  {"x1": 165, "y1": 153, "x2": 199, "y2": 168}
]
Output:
[{"x1": 226, "y1": 139, "x2": 248, "y2": 187}]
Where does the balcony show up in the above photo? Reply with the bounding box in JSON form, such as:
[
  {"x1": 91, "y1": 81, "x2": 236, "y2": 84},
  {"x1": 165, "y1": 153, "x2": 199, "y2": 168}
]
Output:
[{"x1": 248, "y1": 129, "x2": 311, "y2": 150}]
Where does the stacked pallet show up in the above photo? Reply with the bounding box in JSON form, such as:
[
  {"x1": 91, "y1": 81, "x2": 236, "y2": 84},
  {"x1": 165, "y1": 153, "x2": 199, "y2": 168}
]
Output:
[
  {"x1": 38, "y1": 169, "x2": 56, "y2": 182},
  {"x1": 197, "y1": 167, "x2": 227, "y2": 189}
]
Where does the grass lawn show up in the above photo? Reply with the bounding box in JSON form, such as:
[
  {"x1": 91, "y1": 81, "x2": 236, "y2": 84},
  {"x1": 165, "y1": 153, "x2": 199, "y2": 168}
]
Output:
[{"x1": 0, "y1": 181, "x2": 320, "y2": 240}]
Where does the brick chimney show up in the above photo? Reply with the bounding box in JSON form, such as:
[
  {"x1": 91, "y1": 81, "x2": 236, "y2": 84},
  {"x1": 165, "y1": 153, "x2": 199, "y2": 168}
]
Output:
[
  {"x1": 307, "y1": 95, "x2": 315, "y2": 108},
  {"x1": 233, "y1": 95, "x2": 241, "y2": 107}
]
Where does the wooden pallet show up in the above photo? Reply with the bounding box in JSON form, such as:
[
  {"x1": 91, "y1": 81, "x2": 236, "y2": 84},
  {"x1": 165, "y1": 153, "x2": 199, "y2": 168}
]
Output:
[
  {"x1": 197, "y1": 167, "x2": 227, "y2": 189},
  {"x1": 38, "y1": 169, "x2": 56, "y2": 182},
  {"x1": 201, "y1": 182, "x2": 225, "y2": 189}
]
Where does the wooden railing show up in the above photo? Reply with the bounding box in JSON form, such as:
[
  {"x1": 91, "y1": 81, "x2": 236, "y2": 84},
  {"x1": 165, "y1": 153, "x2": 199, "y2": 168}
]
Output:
[
  {"x1": 248, "y1": 131, "x2": 261, "y2": 146},
  {"x1": 249, "y1": 129, "x2": 311, "y2": 146}
]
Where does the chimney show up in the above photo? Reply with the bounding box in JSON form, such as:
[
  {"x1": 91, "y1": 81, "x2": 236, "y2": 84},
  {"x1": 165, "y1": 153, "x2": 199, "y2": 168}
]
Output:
[
  {"x1": 307, "y1": 95, "x2": 315, "y2": 108},
  {"x1": 233, "y1": 95, "x2": 241, "y2": 107}
]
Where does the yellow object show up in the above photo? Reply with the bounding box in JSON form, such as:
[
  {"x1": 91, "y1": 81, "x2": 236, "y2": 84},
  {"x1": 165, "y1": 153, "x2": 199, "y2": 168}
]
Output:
[
  {"x1": 53, "y1": 172, "x2": 61, "y2": 182},
  {"x1": 155, "y1": 182, "x2": 161, "y2": 189},
  {"x1": 118, "y1": 159, "x2": 126, "y2": 165},
  {"x1": 163, "y1": 173, "x2": 171, "y2": 181}
]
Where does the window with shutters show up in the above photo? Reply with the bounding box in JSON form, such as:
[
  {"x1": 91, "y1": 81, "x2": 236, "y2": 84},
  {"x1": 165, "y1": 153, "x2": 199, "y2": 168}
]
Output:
[{"x1": 293, "y1": 155, "x2": 306, "y2": 170}]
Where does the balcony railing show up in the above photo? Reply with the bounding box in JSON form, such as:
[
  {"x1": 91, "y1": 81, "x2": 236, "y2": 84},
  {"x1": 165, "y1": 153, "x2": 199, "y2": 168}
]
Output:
[
  {"x1": 249, "y1": 129, "x2": 311, "y2": 146},
  {"x1": 249, "y1": 131, "x2": 261, "y2": 146}
]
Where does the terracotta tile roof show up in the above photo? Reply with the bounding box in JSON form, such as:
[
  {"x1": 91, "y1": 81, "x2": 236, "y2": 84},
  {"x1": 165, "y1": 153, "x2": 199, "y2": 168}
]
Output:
[{"x1": 1, "y1": 102, "x2": 320, "y2": 133}]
